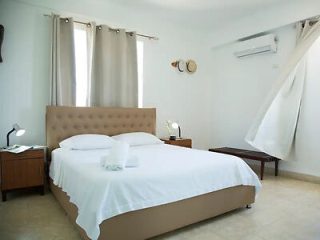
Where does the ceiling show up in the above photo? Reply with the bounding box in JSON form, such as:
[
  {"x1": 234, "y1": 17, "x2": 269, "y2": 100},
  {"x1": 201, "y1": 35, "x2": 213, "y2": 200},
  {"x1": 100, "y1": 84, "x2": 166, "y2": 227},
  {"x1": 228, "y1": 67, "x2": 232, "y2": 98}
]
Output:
[
  {"x1": 105, "y1": 0, "x2": 292, "y2": 30},
  {"x1": 20, "y1": 0, "x2": 307, "y2": 43},
  {"x1": 116, "y1": 0, "x2": 284, "y2": 11}
]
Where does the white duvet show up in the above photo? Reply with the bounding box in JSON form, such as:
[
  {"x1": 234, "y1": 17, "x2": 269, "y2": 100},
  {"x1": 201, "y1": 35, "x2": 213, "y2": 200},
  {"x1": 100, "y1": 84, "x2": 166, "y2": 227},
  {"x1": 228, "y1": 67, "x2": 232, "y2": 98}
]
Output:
[{"x1": 50, "y1": 144, "x2": 261, "y2": 240}]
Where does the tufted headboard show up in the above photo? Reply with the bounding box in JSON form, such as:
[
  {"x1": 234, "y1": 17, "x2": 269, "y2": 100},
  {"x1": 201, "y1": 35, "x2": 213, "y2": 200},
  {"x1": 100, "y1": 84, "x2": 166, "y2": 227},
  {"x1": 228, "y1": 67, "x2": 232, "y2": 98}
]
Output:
[{"x1": 46, "y1": 106, "x2": 156, "y2": 153}]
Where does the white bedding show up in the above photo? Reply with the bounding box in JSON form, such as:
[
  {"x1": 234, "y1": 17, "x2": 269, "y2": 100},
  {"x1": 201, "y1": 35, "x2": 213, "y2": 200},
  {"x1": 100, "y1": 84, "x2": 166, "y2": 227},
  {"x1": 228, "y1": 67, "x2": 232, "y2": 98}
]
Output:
[{"x1": 50, "y1": 144, "x2": 261, "y2": 240}]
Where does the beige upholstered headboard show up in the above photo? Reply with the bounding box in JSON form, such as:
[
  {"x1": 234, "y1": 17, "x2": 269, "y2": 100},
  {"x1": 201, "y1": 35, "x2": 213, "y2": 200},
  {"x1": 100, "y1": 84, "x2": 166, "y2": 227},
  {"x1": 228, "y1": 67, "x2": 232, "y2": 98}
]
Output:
[{"x1": 46, "y1": 106, "x2": 156, "y2": 153}]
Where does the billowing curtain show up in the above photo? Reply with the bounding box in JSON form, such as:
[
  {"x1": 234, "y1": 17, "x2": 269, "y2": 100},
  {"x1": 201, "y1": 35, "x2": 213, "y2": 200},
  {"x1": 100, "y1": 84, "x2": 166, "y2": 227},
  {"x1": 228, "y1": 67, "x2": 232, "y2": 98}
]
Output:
[
  {"x1": 245, "y1": 20, "x2": 320, "y2": 159},
  {"x1": 90, "y1": 25, "x2": 138, "y2": 107},
  {"x1": 50, "y1": 15, "x2": 76, "y2": 106}
]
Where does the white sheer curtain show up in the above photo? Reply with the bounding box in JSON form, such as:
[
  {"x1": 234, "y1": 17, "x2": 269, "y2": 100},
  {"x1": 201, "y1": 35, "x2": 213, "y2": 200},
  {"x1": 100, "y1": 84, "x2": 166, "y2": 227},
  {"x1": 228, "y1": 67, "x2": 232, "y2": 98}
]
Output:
[
  {"x1": 50, "y1": 15, "x2": 76, "y2": 106},
  {"x1": 90, "y1": 25, "x2": 138, "y2": 107},
  {"x1": 246, "y1": 20, "x2": 320, "y2": 160}
]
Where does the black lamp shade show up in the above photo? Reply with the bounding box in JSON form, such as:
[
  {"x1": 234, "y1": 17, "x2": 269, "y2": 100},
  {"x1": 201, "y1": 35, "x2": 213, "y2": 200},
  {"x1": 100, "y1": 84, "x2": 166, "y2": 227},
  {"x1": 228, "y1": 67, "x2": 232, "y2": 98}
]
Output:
[{"x1": 6, "y1": 124, "x2": 25, "y2": 147}]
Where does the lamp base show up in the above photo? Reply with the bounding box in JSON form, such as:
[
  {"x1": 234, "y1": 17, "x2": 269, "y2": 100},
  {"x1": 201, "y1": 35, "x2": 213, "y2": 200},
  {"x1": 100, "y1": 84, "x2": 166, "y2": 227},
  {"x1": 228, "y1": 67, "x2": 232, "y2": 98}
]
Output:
[{"x1": 169, "y1": 135, "x2": 176, "y2": 140}]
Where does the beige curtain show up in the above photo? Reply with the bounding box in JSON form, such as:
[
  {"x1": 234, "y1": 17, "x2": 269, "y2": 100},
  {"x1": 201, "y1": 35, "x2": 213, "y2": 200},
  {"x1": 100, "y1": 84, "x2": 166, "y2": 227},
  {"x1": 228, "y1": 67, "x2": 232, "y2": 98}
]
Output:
[
  {"x1": 50, "y1": 15, "x2": 76, "y2": 106},
  {"x1": 90, "y1": 25, "x2": 138, "y2": 107},
  {"x1": 245, "y1": 20, "x2": 320, "y2": 159}
]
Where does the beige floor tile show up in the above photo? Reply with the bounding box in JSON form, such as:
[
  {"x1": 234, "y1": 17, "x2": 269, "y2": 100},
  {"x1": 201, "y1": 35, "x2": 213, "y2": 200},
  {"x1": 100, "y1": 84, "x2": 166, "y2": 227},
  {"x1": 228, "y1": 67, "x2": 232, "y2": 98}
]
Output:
[{"x1": 0, "y1": 176, "x2": 320, "y2": 240}]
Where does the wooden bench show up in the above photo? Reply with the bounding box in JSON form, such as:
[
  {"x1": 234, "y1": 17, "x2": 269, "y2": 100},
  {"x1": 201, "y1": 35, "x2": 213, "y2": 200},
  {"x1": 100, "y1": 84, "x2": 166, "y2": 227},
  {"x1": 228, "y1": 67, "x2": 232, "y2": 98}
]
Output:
[{"x1": 208, "y1": 147, "x2": 280, "y2": 180}]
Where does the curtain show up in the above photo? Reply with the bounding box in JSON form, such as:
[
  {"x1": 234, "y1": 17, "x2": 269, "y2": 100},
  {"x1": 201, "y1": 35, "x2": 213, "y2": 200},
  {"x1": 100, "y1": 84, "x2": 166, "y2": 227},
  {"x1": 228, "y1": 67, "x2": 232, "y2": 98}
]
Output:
[
  {"x1": 90, "y1": 25, "x2": 138, "y2": 107},
  {"x1": 50, "y1": 15, "x2": 76, "y2": 106},
  {"x1": 245, "y1": 20, "x2": 320, "y2": 160}
]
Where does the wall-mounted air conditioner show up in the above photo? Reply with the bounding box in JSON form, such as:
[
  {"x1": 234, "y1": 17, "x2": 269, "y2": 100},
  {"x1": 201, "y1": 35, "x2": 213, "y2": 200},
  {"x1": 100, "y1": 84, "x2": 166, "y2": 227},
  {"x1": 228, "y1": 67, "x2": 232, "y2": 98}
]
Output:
[{"x1": 234, "y1": 34, "x2": 277, "y2": 58}]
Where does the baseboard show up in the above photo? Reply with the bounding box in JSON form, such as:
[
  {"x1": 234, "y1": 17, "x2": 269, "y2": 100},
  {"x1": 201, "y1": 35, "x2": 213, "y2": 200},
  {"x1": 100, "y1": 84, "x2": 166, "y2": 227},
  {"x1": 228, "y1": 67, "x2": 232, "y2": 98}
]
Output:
[{"x1": 248, "y1": 164, "x2": 320, "y2": 184}]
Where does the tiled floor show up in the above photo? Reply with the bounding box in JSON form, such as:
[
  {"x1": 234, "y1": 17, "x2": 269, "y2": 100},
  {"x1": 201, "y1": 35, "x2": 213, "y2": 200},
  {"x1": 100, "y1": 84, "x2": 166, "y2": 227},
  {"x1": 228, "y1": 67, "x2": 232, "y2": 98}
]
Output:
[{"x1": 0, "y1": 175, "x2": 319, "y2": 240}]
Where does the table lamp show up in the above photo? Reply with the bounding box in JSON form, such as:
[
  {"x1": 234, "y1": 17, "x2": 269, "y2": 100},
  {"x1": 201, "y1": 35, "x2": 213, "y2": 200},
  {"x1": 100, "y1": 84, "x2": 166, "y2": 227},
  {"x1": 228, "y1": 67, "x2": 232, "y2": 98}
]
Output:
[
  {"x1": 6, "y1": 123, "x2": 26, "y2": 147},
  {"x1": 169, "y1": 122, "x2": 181, "y2": 140}
]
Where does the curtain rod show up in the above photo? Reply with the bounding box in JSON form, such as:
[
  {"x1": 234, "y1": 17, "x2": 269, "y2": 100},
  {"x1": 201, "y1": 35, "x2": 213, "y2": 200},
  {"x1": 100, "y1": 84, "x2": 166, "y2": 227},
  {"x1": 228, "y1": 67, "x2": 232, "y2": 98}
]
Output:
[
  {"x1": 43, "y1": 14, "x2": 159, "y2": 40},
  {"x1": 300, "y1": 15, "x2": 320, "y2": 26}
]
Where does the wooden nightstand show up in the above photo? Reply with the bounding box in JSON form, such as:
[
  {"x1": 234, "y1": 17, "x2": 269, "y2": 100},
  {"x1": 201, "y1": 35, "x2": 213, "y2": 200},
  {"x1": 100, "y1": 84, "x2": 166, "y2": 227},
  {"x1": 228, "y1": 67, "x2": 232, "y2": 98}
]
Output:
[
  {"x1": 0, "y1": 148, "x2": 45, "y2": 201},
  {"x1": 161, "y1": 138, "x2": 192, "y2": 148}
]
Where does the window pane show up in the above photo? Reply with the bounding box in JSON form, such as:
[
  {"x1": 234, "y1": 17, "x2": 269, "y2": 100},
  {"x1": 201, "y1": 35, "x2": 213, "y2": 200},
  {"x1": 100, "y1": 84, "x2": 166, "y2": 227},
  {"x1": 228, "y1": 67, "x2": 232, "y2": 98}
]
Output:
[
  {"x1": 137, "y1": 40, "x2": 144, "y2": 108},
  {"x1": 74, "y1": 23, "x2": 88, "y2": 107}
]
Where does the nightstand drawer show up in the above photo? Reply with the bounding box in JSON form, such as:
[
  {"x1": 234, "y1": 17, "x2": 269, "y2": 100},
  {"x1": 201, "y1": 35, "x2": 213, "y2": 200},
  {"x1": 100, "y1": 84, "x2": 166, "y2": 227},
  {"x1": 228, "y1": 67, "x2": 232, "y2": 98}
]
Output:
[
  {"x1": 1, "y1": 158, "x2": 44, "y2": 190},
  {"x1": 0, "y1": 148, "x2": 46, "y2": 201},
  {"x1": 161, "y1": 138, "x2": 192, "y2": 148},
  {"x1": 1, "y1": 149, "x2": 43, "y2": 160}
]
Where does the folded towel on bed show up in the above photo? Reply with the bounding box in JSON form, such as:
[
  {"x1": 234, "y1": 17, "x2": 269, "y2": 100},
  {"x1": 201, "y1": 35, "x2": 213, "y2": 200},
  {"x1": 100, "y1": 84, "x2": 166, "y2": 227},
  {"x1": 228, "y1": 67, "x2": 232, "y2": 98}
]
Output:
[
  {"x1": 125, "y1": 155, "x2": 139, "y2": 168},
  {"x1": 100, "y1": 154, "x2": 140, "y2": 170},
  {"x1": 101, "y1": 141, "x2": 129, "y2": 171}
]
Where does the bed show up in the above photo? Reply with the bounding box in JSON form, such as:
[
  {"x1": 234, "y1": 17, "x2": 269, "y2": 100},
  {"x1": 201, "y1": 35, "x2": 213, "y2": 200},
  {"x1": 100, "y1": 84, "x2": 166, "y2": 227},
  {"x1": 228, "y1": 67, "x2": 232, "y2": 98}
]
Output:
[{"x1": 46, "y1": 106, "x2": 260, "y2": 240}]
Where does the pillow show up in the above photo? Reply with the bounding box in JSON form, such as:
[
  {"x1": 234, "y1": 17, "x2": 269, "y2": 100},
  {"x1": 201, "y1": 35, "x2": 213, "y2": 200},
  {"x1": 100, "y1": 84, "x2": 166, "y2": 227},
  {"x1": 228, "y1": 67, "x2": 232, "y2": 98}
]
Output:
[
  {"x1": 59, "y1": 134, "x2": 116, "y2": 150},
  {"x1": 112, "y1": 132, "x2": 163, "y2": 146}
]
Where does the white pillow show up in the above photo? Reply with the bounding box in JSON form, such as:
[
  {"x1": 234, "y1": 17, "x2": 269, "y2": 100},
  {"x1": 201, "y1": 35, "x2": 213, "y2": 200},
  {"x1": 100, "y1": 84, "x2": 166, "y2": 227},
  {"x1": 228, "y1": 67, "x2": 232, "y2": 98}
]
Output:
[
  {"x1": 59, "y1": 134, "x2": 116, "y2": 150},
  {"x1": 112, "y1": 132, "x2": 163, "y2": 146}
]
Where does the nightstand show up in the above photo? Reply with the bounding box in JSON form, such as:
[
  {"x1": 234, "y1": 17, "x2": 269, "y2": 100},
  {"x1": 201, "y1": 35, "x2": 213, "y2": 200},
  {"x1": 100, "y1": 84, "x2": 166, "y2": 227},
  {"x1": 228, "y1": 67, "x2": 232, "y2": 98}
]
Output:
[
  {"x1": 161, "y1": 138, "x2": 192, "y2": 148},
  {"x1": 0, "y1": 148, "x2": 45, "y2": 201}
]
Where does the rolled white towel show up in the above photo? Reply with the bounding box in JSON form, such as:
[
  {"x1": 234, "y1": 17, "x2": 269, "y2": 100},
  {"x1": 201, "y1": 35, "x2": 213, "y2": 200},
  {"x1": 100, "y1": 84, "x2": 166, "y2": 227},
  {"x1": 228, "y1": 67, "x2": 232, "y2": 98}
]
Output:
[{"x1": 101, "y1": 141, "x2": 129, "y2": 171}]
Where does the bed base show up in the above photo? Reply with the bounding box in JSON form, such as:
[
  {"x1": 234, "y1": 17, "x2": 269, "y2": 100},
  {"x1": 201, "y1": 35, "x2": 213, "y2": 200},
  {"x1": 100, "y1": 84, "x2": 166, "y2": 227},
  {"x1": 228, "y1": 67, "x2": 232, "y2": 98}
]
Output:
[
  {"x1": 46, "y1": 107, "x2": 255, "y2": 239},
  {"x1": 50, "y1": 179, "x2": 255, "y2": 240}
]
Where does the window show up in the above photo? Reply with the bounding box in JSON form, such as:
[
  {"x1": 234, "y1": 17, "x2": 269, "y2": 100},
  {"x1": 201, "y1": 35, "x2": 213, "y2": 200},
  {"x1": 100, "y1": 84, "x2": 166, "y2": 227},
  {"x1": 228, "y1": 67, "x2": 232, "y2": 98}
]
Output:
[
  {"x1": 74, "y1": 24, "x2": 89, "y2": 107},
  {"x1": 137, "y1": 40, "x2": 144, "y2": 107},
  {"x1": 73, "y1": 23, "x2": 144, "y2": 107}
]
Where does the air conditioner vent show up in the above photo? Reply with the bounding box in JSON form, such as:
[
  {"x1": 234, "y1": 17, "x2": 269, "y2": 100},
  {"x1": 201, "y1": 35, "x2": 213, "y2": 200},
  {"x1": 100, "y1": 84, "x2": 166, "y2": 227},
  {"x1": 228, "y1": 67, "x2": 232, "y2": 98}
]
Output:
[{"x1": 234, "y1": 34, "x2": 277, "y2": 58}]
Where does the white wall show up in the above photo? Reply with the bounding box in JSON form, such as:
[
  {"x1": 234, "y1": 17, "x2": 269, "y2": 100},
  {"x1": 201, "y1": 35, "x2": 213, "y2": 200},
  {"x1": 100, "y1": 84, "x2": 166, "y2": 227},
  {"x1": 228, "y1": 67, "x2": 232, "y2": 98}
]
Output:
[
  {"x1": 143, "y1": 39, "x2": 212, "y2": 149},
  {"x1": 205, "y1": 0, "x2": 320, "y2": 48},
  {"x1": 0, "y1": 0, "x2": 51, "y2": 147},
  {"x1": 209, "y1": 24, "x2": 320, "y2": 177},
  {"x1": 208, "y1": 25, "x2": 296, "y2": 149},
  {"x1": 0, "y1": 0, "x2": 212, "y2": 149},
  {"x1": 1, "y1": 0, "x2": 319, "y2": 177}
]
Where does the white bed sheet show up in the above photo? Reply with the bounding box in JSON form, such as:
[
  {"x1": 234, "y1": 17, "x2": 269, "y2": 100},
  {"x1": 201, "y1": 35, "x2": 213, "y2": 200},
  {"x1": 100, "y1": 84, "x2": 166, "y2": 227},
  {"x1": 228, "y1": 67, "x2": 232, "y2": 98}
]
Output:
[{"x1": 50, "y1": 144, "x2": 261, "y2": 240}]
